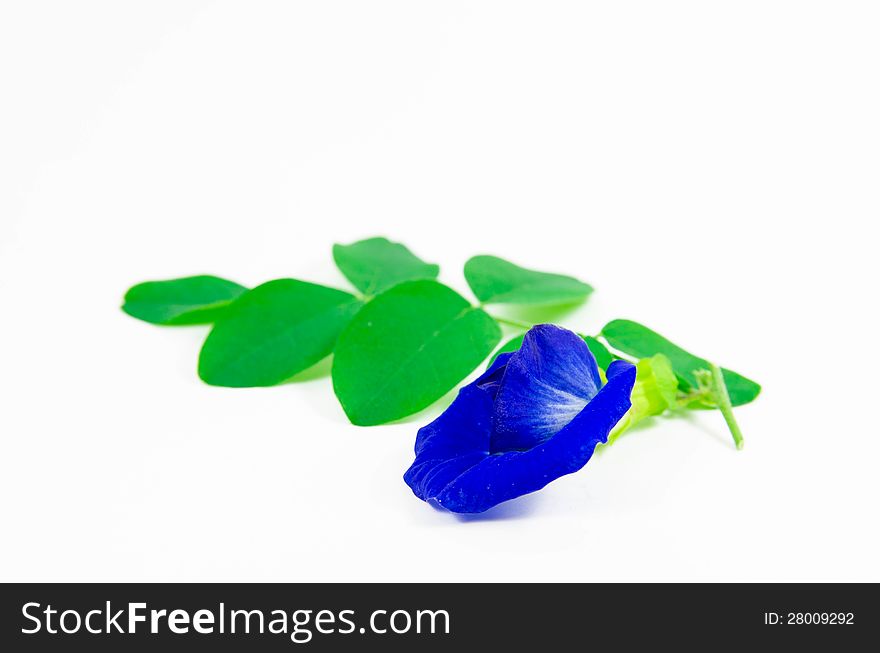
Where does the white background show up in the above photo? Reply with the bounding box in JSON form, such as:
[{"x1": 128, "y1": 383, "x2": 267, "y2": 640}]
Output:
[{"x1": 2, "y1": 1, "x2": 878, "y2": 582}]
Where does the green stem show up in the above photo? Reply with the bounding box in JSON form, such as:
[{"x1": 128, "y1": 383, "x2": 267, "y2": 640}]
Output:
[
  {"x1": 491, "y1": 315, "x2": 534, "y2": 331},
  {"x1": 710, "y1": 362, "x2": 744, "y2": 450}
]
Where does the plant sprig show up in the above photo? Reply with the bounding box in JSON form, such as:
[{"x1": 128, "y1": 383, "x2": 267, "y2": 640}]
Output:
[{"x1": 122, "y1": 236, "x2": 760, "y2": 445}]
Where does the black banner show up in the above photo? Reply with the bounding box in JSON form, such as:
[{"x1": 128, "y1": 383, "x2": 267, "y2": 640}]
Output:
[{"x1": 1, "y1": 583, "x2": 875, "y2": 650}]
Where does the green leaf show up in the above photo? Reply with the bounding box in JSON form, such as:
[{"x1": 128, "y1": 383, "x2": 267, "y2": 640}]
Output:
[
  {"x1": 463, "y1": 255, "x2": 593, "y2": 305},
  {"x1": 609, "y1": 354, "x2": 679, "y2": 442},
  {"x1": 198, "y1": 279, "x2": 363, "y2": 387},
  {"x1": 333, "y1": 237, "x2": 439, "y2": 296},
  {"x1": 332, "y1": 280, "x2": 501, "y2": 425},
  {"x1": 583, "y1": 335, "x2": 614, "y2": 370},
  {"x1": 488, "y1": 334, "x2": 526, "y2": 365},
  {"x1": 601, "y1": 319, "x2": 761, "y2": 406},
  {"x1": 122, "y1": 275, "x2": 247, "y2": 325},
  {"x1": 488, "y1": 332, "x2": 614, "y2": 370}
]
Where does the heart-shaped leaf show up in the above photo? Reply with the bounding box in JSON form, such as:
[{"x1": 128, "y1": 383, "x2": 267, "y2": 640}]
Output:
[
  {"x1": 601, "y1": 319, "x2": 760, "y2": 406},
  {"x1": 333, "y1": 237, "x2": 439, "y2": 296},
  {"x1": 199, "y1": 279, "x2": 363, "y2": 387},
  {"x1": 122, "y1": 275, "x2": 247, "y2": 325},
  {"x1": 464, "y1": 255, "x2": 593, "y2": 305},
  {"x1": 332, "y1": 280, "x2": 501, "y2": 425}
]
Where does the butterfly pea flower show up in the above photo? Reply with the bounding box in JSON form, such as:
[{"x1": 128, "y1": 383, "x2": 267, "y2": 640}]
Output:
[{"x1": 404, "y1": 324, "x2": 636, "y2": 514}]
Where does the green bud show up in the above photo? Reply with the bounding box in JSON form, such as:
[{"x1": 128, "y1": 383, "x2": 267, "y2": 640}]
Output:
[{"x1": 608, "y1": 354, "x2": 678, "y2": 443}]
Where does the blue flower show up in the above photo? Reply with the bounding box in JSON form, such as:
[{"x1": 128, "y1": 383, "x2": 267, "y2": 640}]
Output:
[{"x1": 403, "y1": 324, "x2": 636, "y2": 514}]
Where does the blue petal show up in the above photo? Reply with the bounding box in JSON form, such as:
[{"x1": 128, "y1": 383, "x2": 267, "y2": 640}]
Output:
[
  {"x1": 403, "y1": 355, "x2": 511, "y2": 501},
  {"x1": 491, "y1": 325, "x2": 602, "y2": 452},
  {"x1": 433, "y1": 359, "x2": 635, "y2": 513},
  {"x1": 403, "y1": 331, "x2": 637, "y2": 515}
]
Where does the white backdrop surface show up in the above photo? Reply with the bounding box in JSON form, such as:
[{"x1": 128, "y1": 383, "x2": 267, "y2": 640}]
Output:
[{"x1": 1, "y1": 1, "x2": 878, "y2": 582}]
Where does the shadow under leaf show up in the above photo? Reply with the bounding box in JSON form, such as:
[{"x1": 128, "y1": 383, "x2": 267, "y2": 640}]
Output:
[
  {"x1": 493, "y1": 300, "x2": 590, "y2": 328},
  {"x1": 282, "y1": 355, "x2": 334, "y2": 384}
]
